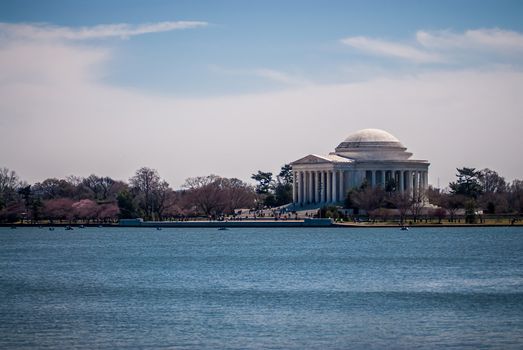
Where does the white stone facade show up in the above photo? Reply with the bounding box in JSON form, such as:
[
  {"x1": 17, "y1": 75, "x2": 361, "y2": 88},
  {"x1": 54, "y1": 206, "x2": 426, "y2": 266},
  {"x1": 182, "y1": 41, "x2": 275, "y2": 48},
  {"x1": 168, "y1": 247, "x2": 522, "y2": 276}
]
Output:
[{"x1": 290, "y1": 129, "x2": 430, "y2": 205}]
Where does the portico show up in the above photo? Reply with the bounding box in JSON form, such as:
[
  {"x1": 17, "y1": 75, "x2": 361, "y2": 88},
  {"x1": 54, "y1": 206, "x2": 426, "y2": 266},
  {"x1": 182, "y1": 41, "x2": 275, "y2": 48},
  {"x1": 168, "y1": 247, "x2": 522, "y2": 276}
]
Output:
[{"x1": 290, "y1": 129, "x2": 430, "y2": 205}]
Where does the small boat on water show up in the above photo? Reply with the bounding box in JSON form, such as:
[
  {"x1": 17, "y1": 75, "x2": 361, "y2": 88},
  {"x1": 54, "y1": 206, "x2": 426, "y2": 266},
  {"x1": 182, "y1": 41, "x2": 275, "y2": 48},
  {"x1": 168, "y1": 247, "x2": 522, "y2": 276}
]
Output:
[
  {"x1": 65, "y1": 226, "x2": 73, "y2": 231},
  {"x1": 400, "y1": 226, "x2": 409, "y2": 231},
  {"x1": 49, "y1": 227, "x2": 55, "y2": 231},
  {"x1": 218, "y1": 227, "x2": 228, "y2": 231},
  {"x1": 156, "y1": 227, "x2": 162, "y2": 231}
]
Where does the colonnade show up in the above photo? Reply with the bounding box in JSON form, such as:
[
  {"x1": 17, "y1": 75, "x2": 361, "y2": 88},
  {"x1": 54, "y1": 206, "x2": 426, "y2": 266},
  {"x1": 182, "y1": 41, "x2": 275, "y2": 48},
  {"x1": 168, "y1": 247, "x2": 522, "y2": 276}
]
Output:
[
  {"x1": 292, "y1": 169, "x2": 428, "y2": 205},
  {"x1": 365, "y1": 169, "x2": 428, "y2": 194},
  {"x1": 293, "y1": 170, "x2": 345, "y2": 205}
]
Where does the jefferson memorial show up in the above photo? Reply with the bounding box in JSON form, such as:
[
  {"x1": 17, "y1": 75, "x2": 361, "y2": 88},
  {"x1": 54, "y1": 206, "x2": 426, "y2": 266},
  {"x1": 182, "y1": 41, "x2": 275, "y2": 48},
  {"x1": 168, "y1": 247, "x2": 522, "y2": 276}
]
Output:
[{"x1": 290, "y1": 129, "x2": 429, "y2": 205}]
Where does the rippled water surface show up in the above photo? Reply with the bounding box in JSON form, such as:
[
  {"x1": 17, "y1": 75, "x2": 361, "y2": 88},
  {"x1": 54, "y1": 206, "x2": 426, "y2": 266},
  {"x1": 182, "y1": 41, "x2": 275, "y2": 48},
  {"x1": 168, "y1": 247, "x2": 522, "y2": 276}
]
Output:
[{"x1": 1, "y1": 226, "x2": 522, "y2": 349}]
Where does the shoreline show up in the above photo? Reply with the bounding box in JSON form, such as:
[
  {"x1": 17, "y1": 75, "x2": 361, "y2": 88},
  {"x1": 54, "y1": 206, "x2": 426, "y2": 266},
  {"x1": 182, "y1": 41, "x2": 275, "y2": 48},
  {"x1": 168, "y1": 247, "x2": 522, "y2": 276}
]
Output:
[{"x1": 1, "y1": 221, "x2": 522, "y2": 228}]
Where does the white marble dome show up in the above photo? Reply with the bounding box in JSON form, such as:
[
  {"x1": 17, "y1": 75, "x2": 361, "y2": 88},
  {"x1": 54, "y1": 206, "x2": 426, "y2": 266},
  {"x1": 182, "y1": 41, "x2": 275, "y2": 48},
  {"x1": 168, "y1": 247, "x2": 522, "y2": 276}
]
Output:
[
  {"x1": 334, "y1": 128, "x2": 411, "y2": 160},
  {"x1": 342, "y1": 128, "x2": 404, "y2": 146}
]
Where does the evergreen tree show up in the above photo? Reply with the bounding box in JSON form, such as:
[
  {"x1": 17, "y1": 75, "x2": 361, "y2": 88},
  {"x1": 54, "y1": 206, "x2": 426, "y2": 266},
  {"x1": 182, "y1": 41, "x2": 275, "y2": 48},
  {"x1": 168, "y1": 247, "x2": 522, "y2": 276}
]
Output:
[
  {"x1": 449, "y1": 167, "x2": 483, "y2": 199},
  {"x1": 117, "y1": 190, "x2": 138, "y2": 219}
]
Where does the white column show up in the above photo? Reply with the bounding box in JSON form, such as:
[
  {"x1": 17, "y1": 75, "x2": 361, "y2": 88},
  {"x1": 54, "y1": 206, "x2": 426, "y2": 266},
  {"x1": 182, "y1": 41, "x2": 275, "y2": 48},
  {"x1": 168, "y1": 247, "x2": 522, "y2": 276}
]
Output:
[
  {"x1": 399, "y1": 170, "x2": 404, "y2": 193},
  {"x1": 408, "y1": 171, "x2": 412, "y2": 193},
  {"x1": 381, "y1": 170, "x2": 386, "y2": 188},
  {"x1": 297, "y1": 171, "x2": 303, "y2": 204},
  {"x1": 414, "y1": 171, "x2": 419, "y2": 195},
  {"x1": 391, "y1": 170, "x2": 395, "y2": 189},
  {"x1": 302, "y1": 172, "x2": 306, "y2": 204},
  {"x1": 326, "y1": 171, "x2": 332, "y2": 202},
  {"x1": 314, "y1": 171, "x2": 320, "y2": 203},
  {"x1": 339, "y1": 170, "x2": 344, "y2": 201},
  {"x1": 296, "y1": 171, "x2": 302, "y2": 204},
  {"x1": 320, "y1": 171, "x2": 325, "y2": 203},
  {"x1": 371, "y1": 170, "x2": 376, "y2": 188},
  {"x1": 304, "y1": 171, "x2": 309, "y2": 203},
  {"x1": 302, "y1": 172, "x2": 306, "y2": 203},
  {"x1": 307, "y1": 171, "x2": 312, "y2": 203},
  {"x1": 332, "y1": 170, "x2": 337, "y2": 202},
  {"x1": 293, "y1": 171, "x2": 298, "y2": 203}
]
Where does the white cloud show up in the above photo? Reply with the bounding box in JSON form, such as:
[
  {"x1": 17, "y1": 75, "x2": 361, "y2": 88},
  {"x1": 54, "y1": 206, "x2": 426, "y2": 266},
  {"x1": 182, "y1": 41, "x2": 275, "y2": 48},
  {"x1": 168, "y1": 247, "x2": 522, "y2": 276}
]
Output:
[
  {"x1": 252, "y1": 69, "x2": 311, "y2": 86},
  {"x1": 342, "y1": 28, "x2": 523, "y2": 64},
  {"x1": 0, "y1": 42, "x2": 109, "y2": 86},
  {"x1": 416, "y1": 28, "x2": 523, "y2": 53},
  {"x1": 341, "y1": 36, "x2": 444, "y2": 63},
  {"x1": 0, "y1": 21, "x2": 208, "y2": 41},
  {"x1": 208, "y1": 65, "x2": 311, "y2": 86}
]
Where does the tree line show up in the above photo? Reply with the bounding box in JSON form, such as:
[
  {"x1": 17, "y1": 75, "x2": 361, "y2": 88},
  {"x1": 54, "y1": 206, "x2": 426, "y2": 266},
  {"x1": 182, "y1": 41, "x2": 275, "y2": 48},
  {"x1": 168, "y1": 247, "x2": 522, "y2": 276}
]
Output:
[
  {"x1": 1, "y1": 165, "x2": 521, "y2": 224},
  {"x1": 0, "y1": 167, "x2": 257, "y2": 223},
  {"x1": 342, "y1": 167, "x2": 523, "y2": 223}
]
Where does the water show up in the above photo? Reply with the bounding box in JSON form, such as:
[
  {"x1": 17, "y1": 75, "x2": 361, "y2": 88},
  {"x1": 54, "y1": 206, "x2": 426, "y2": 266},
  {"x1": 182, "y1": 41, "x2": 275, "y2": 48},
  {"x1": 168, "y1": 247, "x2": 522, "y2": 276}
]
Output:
[{"x1": 1, "y1": 226, "x2": 522, "y2": 349}]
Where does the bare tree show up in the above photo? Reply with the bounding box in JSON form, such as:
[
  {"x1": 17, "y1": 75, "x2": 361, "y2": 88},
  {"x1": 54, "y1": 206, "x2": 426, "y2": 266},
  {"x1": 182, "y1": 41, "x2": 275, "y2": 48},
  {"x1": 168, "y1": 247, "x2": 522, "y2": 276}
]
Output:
[
  {"x1": 508, "y1": 180, "x2": 523, "y2": 214},
  {"x1": 182, "y1": 175, "x2": 255, "y2": 217},
  {"x1": 391, "y1": 191, "x2": 413, "y2": 225},
  {"x1": 431, "y1": 207, "x2": 447, "y2": 224},
  {"x1": 440, "y1": 193, "x2": 466, "y2": 222},
  {"x1": 107, "y1": 180, "x2": 129, "y2": 201},
  {"x1": 99, "y1": 177, "x2": 115, "y2": 200},
  {"x1": 83, "y1": 174, "x2": 101, "y2": 199},
  {"x1": 66, "y1": 175, "x2": 83, "y2": 187},
  {"x1": 153, "y1": 180, "x2": 175, "y2": 220},
  {"x1": 352, "y1": 186, "x2": 385, "y2": 214},
  {"x1": 33, "y1": 178, "x2": 75, "y2": 200},
  {"x1": 221, "y1": 178, "x2": 256, "y2": 212},
  {"x1": 182, "y1": 175, "x2": 226, "y2": 217},
  {"x1": 82, "y1": 175, "x2": 116, "y2": 200},
  {"x1": 0, "y1": 167, "x2": 21, "y2": 209},
  {"x1": 479, "y1": 168, "x2": 507, "y2": 193},
  {"x1": 130, "y1": 167, "x2": 162, "y2": 220},
  {"x1": 478, "y1": 191, "x2": 509, "y2": 214},
  {"x1": 409, "y1": 189, "x2": 427, "y2": 223}
]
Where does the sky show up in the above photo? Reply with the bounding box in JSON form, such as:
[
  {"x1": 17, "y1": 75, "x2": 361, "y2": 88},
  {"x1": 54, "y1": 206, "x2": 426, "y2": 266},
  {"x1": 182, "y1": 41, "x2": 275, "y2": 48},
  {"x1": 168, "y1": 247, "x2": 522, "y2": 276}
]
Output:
[{"x1": 1, "y1": 0, "x2": 522, "y2": 189}]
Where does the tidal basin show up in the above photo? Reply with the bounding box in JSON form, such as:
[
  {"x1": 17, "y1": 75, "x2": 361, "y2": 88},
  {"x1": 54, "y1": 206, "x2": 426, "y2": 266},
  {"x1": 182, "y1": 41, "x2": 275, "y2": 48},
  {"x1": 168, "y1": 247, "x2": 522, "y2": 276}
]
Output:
[{"x1": 1, "y1": 227, "x2": 522, "y2": 349}]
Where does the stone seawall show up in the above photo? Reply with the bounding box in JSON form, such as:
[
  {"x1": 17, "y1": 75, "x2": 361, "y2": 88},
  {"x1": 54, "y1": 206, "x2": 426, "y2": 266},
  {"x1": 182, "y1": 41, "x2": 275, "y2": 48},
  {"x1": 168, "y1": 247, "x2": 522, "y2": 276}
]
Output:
[{"x1": 119, "y1": 218, "x2": 333, "y2": 228}]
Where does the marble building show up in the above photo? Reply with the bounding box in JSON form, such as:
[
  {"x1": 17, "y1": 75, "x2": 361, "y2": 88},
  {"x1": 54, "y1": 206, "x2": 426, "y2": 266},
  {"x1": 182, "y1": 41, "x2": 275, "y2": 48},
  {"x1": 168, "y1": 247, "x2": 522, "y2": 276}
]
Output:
[{"x1": 290, "y1": 129, "x2": 429, "y2": 205}]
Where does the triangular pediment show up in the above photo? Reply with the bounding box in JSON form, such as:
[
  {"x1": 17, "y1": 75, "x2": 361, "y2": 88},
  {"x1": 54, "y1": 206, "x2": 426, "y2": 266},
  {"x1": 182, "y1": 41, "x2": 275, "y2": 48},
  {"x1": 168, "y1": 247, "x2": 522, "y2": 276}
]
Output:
[{"x1": 291, "y1": 154, "x2": 333, "y2": 165}]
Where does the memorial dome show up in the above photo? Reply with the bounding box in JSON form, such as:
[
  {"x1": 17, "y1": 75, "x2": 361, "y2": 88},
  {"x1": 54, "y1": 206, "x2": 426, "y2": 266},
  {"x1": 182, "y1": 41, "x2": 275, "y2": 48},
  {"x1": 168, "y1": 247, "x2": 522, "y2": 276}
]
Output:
[
  {"x1": 341, "y1": 128, "x2": 404, "y2": 148},
  {"x1": 334, "y1": 128, "x2": 411, "y2": 160}
]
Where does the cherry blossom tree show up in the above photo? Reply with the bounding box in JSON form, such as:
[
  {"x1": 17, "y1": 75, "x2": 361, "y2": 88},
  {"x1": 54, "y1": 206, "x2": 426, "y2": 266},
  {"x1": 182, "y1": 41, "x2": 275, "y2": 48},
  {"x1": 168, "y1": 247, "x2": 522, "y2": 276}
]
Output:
[
  {"x1": 43, "y1": 198, "x2": 75, "y2": 222},
  {"x1": 98, "y1": 203, "x2": 119, "y2": 222},
  {"x1": 72, "y1": 199, "x2": 99, "y2": 222}
]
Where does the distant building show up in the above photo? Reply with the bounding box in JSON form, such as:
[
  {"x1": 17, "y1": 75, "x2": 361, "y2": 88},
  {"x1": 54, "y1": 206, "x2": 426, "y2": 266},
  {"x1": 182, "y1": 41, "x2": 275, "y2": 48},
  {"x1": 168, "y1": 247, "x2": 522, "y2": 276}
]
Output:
[{"x1": 290, "y1": 129, "x2": 429, "y2": 205}]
